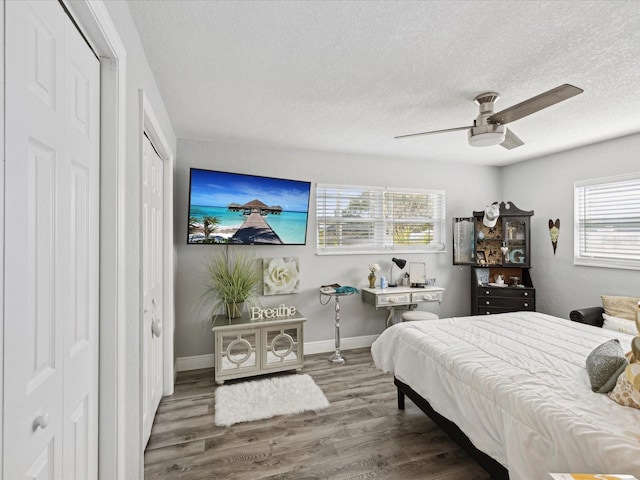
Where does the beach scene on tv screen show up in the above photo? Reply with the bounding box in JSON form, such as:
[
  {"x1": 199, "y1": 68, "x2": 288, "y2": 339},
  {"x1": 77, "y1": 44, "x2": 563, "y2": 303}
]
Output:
[{"x1": 188, "y1": 169, "x2": 311, "y2": 245}]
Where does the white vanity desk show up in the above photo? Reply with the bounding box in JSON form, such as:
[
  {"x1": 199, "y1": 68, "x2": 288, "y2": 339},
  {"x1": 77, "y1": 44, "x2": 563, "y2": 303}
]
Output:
[{"x1": 362, "y1": 286, "x2": 445, "y2": 327}]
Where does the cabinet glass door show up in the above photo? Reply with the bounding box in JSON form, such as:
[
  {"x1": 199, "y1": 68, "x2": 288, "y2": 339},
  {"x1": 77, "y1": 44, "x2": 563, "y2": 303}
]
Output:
[
  {"x1": 452, "y1": 217, "x2": 475, "y2": 265},
  {"x1": 503, "y1": 218, "x2": 528, "y2": 266},
  {"x1": 217, "y1": 329, "x2": 259, "y2": 374},
  {"x1": 262, "y1": 325, "x2": 302, "y2": 370},
  {"x1": 473, "y1": 216, "x2": 503, "y2": 266}
]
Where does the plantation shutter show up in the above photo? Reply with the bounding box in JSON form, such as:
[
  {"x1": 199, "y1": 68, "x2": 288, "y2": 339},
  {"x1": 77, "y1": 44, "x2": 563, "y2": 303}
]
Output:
[
  {"x1": 574, "y1": 174, "x2": 640, "y2": 269},
  {"x1": 316, "y1": 184, "x2": 446, "y2": 254}
]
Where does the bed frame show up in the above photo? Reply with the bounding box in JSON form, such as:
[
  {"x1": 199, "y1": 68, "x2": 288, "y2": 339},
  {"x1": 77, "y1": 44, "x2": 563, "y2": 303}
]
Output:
[
  {"x1": 394, "y1": 377, "x2": 509, "y2": 480},
  {"x1": 392, "y1": 311, "x2": 603, "y2": 479}
]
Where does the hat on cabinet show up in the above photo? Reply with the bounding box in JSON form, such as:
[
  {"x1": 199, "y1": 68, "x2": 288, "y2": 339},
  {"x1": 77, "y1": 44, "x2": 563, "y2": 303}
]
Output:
[{"x1": 483, "y1": 202, "x2": 500, "y2": 228}]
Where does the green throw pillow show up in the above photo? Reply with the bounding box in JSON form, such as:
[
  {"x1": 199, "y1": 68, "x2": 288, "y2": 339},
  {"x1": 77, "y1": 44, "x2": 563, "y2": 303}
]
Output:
[{"x1": 586, "y1": 339, "x2": 629, "y2": 393}]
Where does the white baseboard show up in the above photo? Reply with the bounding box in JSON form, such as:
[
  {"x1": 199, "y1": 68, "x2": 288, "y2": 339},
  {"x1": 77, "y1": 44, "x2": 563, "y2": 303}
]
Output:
[
  {"x1": 175, "y1": 353, "x2": 215, "y2": 372},
  {"x1": 303, "y1": 334, "x2": 379, "y2": 355},
  {"x1": 175, "y1": 334, "x2": 379, "y2": 372}
]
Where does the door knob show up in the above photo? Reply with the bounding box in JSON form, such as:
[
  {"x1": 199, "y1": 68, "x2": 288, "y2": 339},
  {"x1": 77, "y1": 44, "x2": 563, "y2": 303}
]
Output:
[
  {"x1": 152, "y1": 319, "x2": 162, "y2": 337},
  {"x1": 32, "y1": 414, "x2": 50, "y2": 431}
]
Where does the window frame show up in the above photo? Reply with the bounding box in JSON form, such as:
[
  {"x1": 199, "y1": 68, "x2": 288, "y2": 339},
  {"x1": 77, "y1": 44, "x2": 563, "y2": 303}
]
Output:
[
  {"x1": 316, "y1": 183, "x2": 446, "y2": 255},
  {"x1": 574, "y1": 172, "x2": 640, "y2": 270}
]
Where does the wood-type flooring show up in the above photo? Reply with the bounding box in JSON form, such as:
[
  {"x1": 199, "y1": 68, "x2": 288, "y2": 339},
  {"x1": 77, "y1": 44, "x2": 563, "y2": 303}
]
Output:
[{"x1": 144, "y1": 348, "x2": 491, "y2": 479}]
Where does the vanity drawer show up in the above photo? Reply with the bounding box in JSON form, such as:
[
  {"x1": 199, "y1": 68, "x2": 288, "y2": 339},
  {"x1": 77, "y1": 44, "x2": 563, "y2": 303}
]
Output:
[
  {"x1": 361, "y1": 287, "x2": 445, "y2": 312},
  {"x1": 376, "y1": 294, "x2": 410, "y2": 306},
  {"x1": 411, "y1": 291, "x2": 443, "y2": 303}
]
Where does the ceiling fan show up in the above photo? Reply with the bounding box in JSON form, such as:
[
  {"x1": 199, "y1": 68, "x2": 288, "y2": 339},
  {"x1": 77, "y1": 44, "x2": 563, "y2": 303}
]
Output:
[{"x1": 395, "y1": 84, "x2": 583, "y2": 150}]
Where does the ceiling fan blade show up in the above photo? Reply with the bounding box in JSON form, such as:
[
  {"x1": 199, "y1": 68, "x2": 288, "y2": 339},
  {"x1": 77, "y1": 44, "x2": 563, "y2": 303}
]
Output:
[
  {"x1": 487, "y1": 84, "x2": 583, "y2": 125},
  {"x1": 500, "y1": 128, "x2": 524, "y2": 150},
  {"x1": 394, "y1": 125, "x2": 472, "y2": 139}
]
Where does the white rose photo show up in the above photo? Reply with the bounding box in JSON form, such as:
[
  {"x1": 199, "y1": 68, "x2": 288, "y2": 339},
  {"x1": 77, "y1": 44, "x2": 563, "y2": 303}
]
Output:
[{"x1": 263, "y1": 257, "x2": 300, "y2": 295}]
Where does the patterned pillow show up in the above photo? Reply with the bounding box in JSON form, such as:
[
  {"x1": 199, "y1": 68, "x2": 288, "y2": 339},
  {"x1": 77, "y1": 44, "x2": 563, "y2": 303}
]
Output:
[
  {"x1": 586, "y1": 339, "x2": 629, "y2": 393},
  {"x1": 608, "y1": 363, "x2": 640, "y2": 410},
  {"x1": 601, "y1": 295, "x2": 639, "y2": 321},
  {"x1": 602, "y1": 313, "x2": 639, "y2": 335}
]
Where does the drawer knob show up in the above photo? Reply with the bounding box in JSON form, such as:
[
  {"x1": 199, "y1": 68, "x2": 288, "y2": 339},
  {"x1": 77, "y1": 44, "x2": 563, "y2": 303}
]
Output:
[
  {"x1": 485, "y1": 301, "x2": 490, "y2": 305},
  {"x1": 524, "y1": 303, "x2": 529, "y2": 307},
  {"x1": 524, "y1": 292, "x2": 529, "y2": 296},
  {"x1": 485, "y1": 290, "x2": 490, "y2": 294}
]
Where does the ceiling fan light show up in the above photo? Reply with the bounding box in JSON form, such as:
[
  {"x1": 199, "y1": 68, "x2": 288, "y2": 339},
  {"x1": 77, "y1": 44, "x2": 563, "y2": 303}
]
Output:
[
  {"x1": 468, "y1": 132, "x2": 505, "y2": 147},
  {"x1": 468, "y1": 124, "x2": 506, "y2": 147}
]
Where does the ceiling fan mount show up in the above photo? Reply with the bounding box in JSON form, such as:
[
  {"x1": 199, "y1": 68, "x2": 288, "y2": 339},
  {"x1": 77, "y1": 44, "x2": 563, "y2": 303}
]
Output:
[
  {"x1": 474, "y1": 92, "x2": 500, "y2": 110},
  {"x1": 395, "y1": 84, "x2": 583, "y2": 150},
  {"x1": 469, "y1": 92, "x2": 506, "y2": 147}
]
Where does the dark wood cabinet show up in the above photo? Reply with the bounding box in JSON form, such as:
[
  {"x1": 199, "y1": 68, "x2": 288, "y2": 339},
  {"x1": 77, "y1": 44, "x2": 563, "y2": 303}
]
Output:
[
  {"x1": 474, "y1": 284, "x2": 535, "y2": 315},
  {"x1": 453, "y1": 201, "x2": 535, "y2": 315}
]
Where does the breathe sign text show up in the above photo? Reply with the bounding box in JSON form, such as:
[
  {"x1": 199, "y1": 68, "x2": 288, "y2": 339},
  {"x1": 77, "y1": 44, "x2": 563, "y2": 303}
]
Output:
[{"x1": 250, "y1": 304, "x2": 297, "y2": 321}]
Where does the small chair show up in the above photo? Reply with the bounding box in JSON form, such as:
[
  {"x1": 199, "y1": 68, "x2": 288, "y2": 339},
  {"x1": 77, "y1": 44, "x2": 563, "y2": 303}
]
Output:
[{"x1": 402, "y1": 311, "x2": 439, "y2": 322}]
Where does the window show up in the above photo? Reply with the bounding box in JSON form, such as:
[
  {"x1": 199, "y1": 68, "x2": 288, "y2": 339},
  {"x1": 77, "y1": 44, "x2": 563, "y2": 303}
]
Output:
[
  {"x1": 316, "y1": 183, "x2": 446, "y2": 255},
  {"x1": 574, "y1": 173, "x2": 640, "y2": 269}
]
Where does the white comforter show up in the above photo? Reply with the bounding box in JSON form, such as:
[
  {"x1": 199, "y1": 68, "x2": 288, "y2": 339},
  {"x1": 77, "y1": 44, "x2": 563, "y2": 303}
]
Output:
[{"x1": 371, "y1": 312, "x2": 640, "y2": 480}]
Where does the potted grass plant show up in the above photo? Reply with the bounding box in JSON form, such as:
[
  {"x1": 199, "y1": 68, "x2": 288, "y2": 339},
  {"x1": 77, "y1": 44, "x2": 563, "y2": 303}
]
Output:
[{"x1": 202, "y1": 249, "x2": 261, "y2": 321}]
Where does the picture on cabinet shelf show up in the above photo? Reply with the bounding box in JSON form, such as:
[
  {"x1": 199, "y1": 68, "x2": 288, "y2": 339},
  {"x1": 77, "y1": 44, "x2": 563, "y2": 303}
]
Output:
[
  {"x1": 475, "y1": 268, "x2": 490, "y2": 285},
  {"x1": 476, "y1": 250, "x2": 487, "y2": 264}
]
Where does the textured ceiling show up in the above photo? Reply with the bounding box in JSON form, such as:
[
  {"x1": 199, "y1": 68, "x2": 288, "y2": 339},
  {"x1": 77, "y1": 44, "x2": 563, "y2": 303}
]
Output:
[{"x1": 127, "y1": 0, "x2": 640, "y2": 166}]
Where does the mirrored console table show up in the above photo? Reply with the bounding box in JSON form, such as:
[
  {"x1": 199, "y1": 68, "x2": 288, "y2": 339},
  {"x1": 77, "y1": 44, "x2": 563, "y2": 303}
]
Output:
[{"x1": 211, "y1": 311, "x2": 306, "y2": 384}]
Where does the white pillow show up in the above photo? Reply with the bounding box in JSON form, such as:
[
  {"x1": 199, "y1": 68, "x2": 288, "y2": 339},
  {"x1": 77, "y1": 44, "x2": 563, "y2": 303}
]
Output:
[{"x1": 603, "y1": 313, "x2": 639, "y2": 335}]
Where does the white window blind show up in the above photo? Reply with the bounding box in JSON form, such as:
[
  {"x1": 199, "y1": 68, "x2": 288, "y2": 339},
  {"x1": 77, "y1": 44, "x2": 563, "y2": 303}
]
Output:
[
  {"x1": 574, "y1": 173, "x2": 640, "y2": 270},
  {"x1": 316, "y1": 183, "x2": 446, "y2": 254}
]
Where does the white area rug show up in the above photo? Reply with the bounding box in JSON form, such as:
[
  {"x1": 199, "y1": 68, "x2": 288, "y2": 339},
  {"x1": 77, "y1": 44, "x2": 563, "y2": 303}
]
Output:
[{"x1": 214, "y1": 374, "x2": 329, "y2": 427}]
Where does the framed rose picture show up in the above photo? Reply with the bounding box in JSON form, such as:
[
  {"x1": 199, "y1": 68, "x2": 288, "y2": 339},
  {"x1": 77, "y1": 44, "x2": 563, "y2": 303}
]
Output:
[{"x1": 263, "y1": 257, "x2": 300, "y2": 295}]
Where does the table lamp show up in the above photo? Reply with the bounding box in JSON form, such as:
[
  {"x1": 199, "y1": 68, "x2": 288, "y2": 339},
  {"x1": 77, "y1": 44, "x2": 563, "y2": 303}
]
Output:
[{"x1": 388, "y1": 257, "x2": 407, "y2": 287}]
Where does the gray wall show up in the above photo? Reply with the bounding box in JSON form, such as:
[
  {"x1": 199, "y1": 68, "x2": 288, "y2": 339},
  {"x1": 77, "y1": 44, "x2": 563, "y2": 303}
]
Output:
[
  {"x1": 174, "y1": 138, "x2": 501, "y2": 358},
  {"x1": 502, "y1": 133, "x2": 640, "y2": 318}
]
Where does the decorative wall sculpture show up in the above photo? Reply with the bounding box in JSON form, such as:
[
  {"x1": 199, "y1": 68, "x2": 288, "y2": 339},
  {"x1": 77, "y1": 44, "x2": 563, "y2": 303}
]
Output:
[
  {"x1": 549, "y1": 219, "x2": 560, "y2": 254},
  {"x1": 263, "y1": 257, "x2": 300, "y2": 295}
]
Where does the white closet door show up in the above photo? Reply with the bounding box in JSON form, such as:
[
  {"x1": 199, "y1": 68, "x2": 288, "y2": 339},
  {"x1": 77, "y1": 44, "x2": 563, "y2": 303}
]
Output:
[
  {"x1": 4, "y1": 1, "x2": 100, "y2": 478},
  {"x1": 142, "y1": 135, "x2": 164, "y2": 447}
]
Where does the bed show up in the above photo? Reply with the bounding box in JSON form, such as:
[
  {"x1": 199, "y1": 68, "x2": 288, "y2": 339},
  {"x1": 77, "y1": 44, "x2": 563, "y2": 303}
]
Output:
[{"x1": 371, "y1": 311, "x2": 640, "y2": 480}]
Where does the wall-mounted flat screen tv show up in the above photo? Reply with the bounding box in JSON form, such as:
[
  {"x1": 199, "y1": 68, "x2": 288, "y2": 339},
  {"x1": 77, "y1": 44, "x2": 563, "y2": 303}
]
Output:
[{"x1": 187, "y1": 168, "x2": 311, "y2": 245}]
